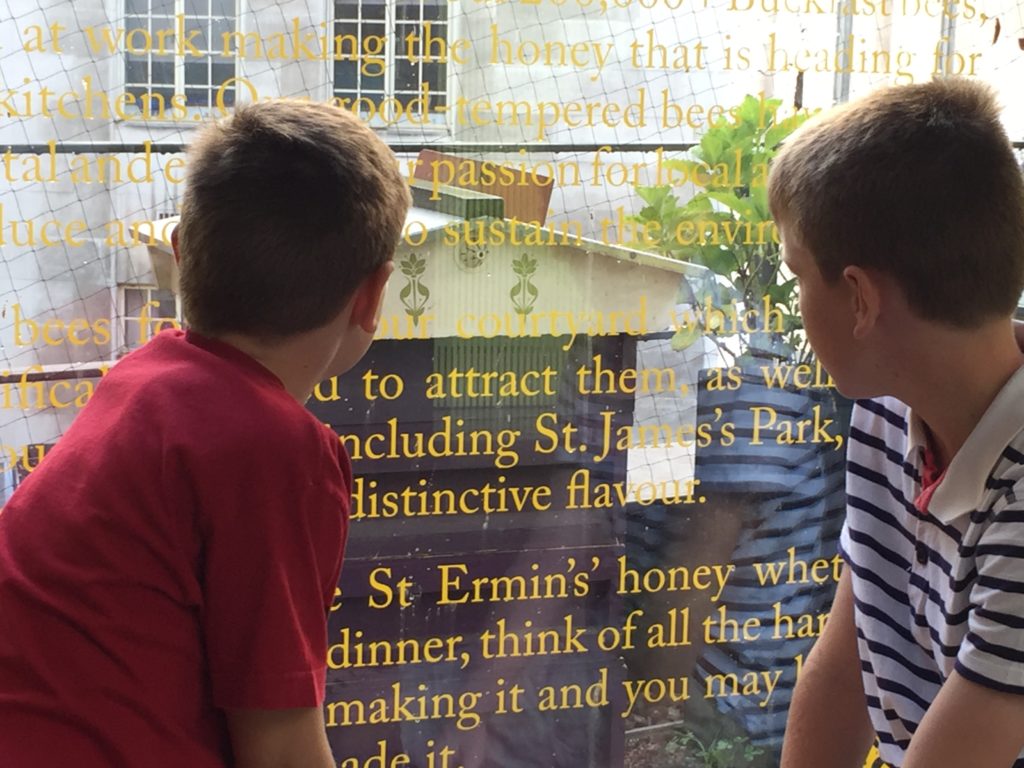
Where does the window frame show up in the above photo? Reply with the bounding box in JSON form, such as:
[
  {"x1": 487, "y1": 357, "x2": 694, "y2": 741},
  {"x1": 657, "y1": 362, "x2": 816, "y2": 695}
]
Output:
[
  {"x1": 330, "y1": 0, "x2": 455, "y2": 136},
  {"x1": 115, "y1": 284, "x2": 183, "y2": 354},
  {"x1": 120, "y1": 0, "x2": 240, "y2": 122}
]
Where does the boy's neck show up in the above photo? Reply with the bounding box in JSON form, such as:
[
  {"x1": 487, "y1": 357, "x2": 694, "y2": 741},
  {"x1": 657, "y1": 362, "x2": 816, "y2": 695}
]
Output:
[
  {"x1": 216, "y1": 325, "x2": 346, "y2": 404},
  {"x1": 892, "y1": 320, "x2": 1024, "y2": 469}
]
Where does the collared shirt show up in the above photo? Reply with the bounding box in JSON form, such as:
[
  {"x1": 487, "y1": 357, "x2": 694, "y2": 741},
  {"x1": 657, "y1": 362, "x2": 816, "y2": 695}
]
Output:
[{"x1": 841, "y1": 365, "x2": 1024, "y2": 767}]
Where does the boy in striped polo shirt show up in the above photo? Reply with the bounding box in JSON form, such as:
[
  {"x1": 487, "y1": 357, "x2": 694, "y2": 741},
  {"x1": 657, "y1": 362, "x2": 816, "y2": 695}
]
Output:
[{"x1": 769, "y1": 79, "x2": 1024, "y2": 768}]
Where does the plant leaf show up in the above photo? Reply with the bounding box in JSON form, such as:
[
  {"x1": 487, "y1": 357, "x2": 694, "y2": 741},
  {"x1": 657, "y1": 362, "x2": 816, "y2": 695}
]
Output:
[
  {"x1": 670, "y1": 323, "x2": 702, "y2": 351},
  {"x1": 705, "y1": 190, "x2": 759, "y2": 222}
]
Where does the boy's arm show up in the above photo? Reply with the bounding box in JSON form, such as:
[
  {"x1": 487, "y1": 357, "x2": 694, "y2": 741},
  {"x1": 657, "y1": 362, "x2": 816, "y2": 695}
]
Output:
[
  {"x1": 780, "y1": 568, "x2": 875, "y2": 768},
  {"x1": 902, "y1": 671, "x2": 1024, "y2": 768},
  {"x1": 225, "y1": 708, "x2": 335, "y2": 768}
]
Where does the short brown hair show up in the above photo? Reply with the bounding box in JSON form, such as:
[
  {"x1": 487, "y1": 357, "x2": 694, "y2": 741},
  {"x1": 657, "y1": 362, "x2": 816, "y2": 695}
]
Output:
[
  {"x1": 769, "y1": 78, "x2": 1024, "y2": 327},
  {"x1": 177, "y1": 100, "x2": 410, "y2": 338}
]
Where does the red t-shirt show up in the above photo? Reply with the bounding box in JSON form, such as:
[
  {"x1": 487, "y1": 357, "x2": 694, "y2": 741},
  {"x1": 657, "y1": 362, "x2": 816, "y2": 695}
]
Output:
[
  {"x1": 914, "y1": 434, "x2": 948, "y2": 516},
  {"x1": 0, "y1": 329, "x2": 350, "y2": 767}
]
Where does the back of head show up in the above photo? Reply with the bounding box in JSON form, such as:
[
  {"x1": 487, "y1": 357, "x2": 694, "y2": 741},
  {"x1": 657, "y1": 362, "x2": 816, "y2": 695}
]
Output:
[
  {"x1": 769, "y1": 79, "x2": 1024, "y2": 327},
  {"x1": 177, "y1": 100, "x2": 411, "y2": 339}
]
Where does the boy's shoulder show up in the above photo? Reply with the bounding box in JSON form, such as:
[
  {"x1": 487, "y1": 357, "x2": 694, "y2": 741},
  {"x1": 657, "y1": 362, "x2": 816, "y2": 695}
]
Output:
[
  {"x1": 850, "y1": 396, "x2": 913, "y2": 453},
  {"x1": 849, "y1": 368, "x2": 1024, "y2": 517},
  {"x1": 69, "y1": 329, "x2": 343, "y2": 476}
]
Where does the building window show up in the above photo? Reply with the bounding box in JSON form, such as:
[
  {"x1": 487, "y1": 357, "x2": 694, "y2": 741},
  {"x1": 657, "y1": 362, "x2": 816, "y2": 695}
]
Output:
[
  {"x1": 333, "y1": 0, "x2": 448, "y2": 127},
  {"x1": 118, "y1": 286, "x2": 182, "y2": 351},
  {"x1": 124, "y1": 0, "x2": 237, "y2": 118}
]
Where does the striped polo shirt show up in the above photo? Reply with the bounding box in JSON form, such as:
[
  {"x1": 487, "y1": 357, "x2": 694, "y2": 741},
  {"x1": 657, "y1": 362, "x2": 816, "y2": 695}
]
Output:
[{"x1": 841, "y1": 365, "x2": 1024, "y2": 767}]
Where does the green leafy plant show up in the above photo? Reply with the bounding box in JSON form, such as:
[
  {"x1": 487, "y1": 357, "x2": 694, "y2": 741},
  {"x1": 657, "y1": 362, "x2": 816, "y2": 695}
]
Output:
[
  {"x1": 667, "y1": 731, "x2": 765, "y2": 768},
  {"x1": 632, "y1": 94, "x2": 813, "y2": 363}
]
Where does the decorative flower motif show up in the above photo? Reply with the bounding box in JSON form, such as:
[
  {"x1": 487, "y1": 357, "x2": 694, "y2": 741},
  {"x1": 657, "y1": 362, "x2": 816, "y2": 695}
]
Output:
[
  {"x1": 511, "y1": 254, "x2": 538, "y2": 277},
  {"x1": 399, "y1": 254, "x2": 426, "y2": 278},
  {"x1": 398, "y1": 254, "x2": 429, "y2": 321},
  {"x1": 510, "y1": 253, "x2": 539, "y2": 316}
]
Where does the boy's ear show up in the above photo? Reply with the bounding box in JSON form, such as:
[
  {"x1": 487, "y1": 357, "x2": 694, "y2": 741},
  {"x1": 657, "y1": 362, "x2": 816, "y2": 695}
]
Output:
[
  {"x1": 350, "y1": 260, "x2": 395, "y2": 334},
  {"x1": 842, "y1": 265, "x2": 882, "y2": 339}
]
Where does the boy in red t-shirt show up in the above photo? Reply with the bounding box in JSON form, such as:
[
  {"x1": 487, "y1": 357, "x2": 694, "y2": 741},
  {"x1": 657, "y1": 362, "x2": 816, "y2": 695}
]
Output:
[{"x1": 0, "y1": 101, "x2": 410, "y2": 767}]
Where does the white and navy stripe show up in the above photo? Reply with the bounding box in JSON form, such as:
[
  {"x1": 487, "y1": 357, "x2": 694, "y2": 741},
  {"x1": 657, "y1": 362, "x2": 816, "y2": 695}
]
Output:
[{"x1": 842, "y1": 366, "x2": 1024, "y2": 767}]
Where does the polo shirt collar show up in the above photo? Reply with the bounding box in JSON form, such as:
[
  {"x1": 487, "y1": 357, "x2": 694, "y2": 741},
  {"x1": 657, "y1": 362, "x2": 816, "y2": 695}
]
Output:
[{"x1": 904, "y1": 364, "x2": 1024, "y2": 523}]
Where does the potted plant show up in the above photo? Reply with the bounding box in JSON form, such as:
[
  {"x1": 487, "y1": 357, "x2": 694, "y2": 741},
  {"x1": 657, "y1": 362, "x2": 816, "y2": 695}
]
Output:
[
  {"x1": 632, "y1": 93, "x2": 809, "y2": 364},
  {"x1": 623, "y1": 95, "x2": 851, "y2": 767}
]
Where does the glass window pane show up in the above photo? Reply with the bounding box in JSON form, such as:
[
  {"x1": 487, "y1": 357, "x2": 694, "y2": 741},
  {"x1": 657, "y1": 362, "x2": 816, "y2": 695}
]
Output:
[
  {"x1": 423, "y1": 0, "x2": 447, "y2": 21},
  {"x1": 211, "y1": 61, "x2": 234, "y2": 87},
  {"x1": 334, "y1": 0, "x2": 358, "y2": 19},
  {"x1": 211, "y1": 19, "x2": 234, "y2": 51},
  {"x1": 186, "y1": 88, "x2": 210, "y2": 107},
  {"x1": 184, "y1": 19, "x2": 209, "y2": 53},
  {"x1": 358, "y1": 91, "x2": 382, "y2": 109},
  {"x1": 396, "y1": 24, "x2": 418, "y2": 51},
  {"x1": 334, "y1": 61, "x2": 358, "y2": 90},
  {"x1": 149, "y1": 57, "x2": 174, "y2": 85},
  {"x1": 126, "y1": 0, "x2": 150, "y2": 14},
  {"x1": 396, "y1": 1, "x2": 421, "y2": 22},
  {"x1": 423, "y1": 62, "x2": 445, "y2": 93},
  {"x1": 125, "y1": 58, "x2": 149, "y2": 84},
  {"x1": 360, "y1": 71, "x2": 384, "y2": 94},
  {"x1": 151, "y1": 292, "x2": 178, "y2": 318},
  {"x1": 124, "y1": 289, "x2": 145, "y2": 316},
  {"x1": 219, "y1": 87, "x2": 235, "y2": 107},
  {"x1": 124, "y1": 321, "x2": 141, "y2": 348},
  {"x1": 361, "y1": 0, "x2": 386, "y2": 20},
  {"x1": 152, "y1": 0, "x2": 176, "y2": 12},
  {"x1": 211, "y1": 0, "x2": 234, "y2": 15},
  {"x1": 151, "y1": 57, "x2": 174, "y2": 85},
  {"x1": 336, "y1": 21, "x2": 358, "y2": 40},
  {"x1": 185, "y1": 0, "x2": 209, "y2": 15},
  {"x1": 126, "y1": 18, "x2": 148, "y2": 38},
  {"x1": 125, "y1": 85, "x2": 148, "y2": 108},
  {"x1": 395, "y1": 58, "x2": 418, "y2": 92},
  {"x1": 143, "y1": 88, "x2": 175, "y2": 116},
  {"x1": 185, "y1": 61, "x2": 207, "y2": 85}
]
